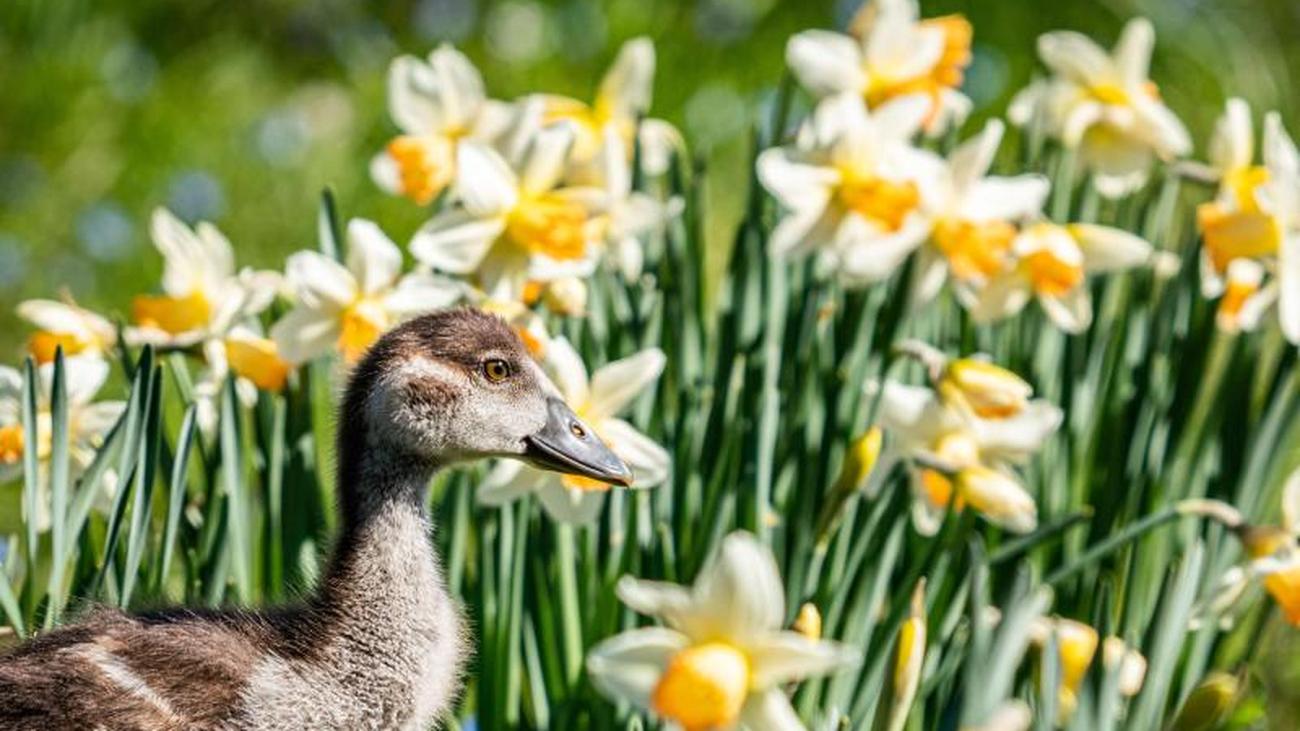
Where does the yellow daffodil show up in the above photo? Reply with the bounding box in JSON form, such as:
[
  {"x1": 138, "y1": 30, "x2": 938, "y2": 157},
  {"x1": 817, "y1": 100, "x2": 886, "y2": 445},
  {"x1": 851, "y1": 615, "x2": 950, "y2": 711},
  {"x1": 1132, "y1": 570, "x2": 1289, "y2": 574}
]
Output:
[
  {"x1": 912, "y1": 120, "x2": 1050, "y2": 306},
  {"x1": 787, "y1": 0, "x2": 972, "y2": 135},
  {"x1": 271, "y1": 219, "x2": 464, "y2": 365},
  {"x1": 1196, "y1": 100, "x2": 1300, "y2": 341},
  {"x1": 587, "y1": 532, "x2": 859, "y2": 730},
  {"x1": 410, "y1": 124, "x2": 606, "y2": 301},
  {"x1": 963, "y1": 222, "x2": 1154, "y2": 333},
  {"x1": 370, "y1": 45, "x2": 513, "y2": 205},
  {"x1": 1028, "y1": 617, "x2": 1146, "y2": 717},
  {"x1": 1009, "y1": 18, "x2": 1190, "y2": 198},
  {"x1": 16, "y1": 299, "x2": 116, "y2": 366},
  {"x1": 0, "y1": 357, "x2": 125, "y2": 532},
  {"x1": 128, "y1": 208, "x2": 281, "y2": 350},
  {"x1": 871, "y1": 361, "x2": 1061, "y2": 535},
  {"x1": 479, "y1": 337, "x2": 667, "y2": 523},
  {"x1": 757, "y1": 93, "x2": 944, "y2": 286}
]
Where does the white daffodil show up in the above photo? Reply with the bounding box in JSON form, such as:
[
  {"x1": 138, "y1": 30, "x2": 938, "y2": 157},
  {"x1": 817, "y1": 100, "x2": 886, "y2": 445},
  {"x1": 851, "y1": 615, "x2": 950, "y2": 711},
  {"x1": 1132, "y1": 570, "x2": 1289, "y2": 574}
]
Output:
[
  {"x1": 410, "y1": 124, "x2": 606, "y2": 301},
  {"x1": 370, "y1": 45, "x2": 514, "y2": 205},
  {"x1": 0, "y1": 357, "x2": 125, "y2": 533},
  {"x1": 189, "y1": 326, "x2": 294, "y2": 435},
  {"x1": 479, "y1": 337, "x2": 668, "y2": 523},
  {"x1": 128, "y1": 208, "x2": 281, "y2": 349},
  {"x1": 595, "y1": 125, "x2": 677, "y2": 281},
  {"x1": 16, "y1": 298, "x2": 116, "y2": 366},
  {"x1": 271, "y1": 219, "x2": 464, "y2": 364},
  {"x1": 1026, "y1": 617, "x2": 1146, "y2": 717},
  {"x1": 912, "y1": 120, "x2": 1050, "y2": 306},
  {"x1": 587, "y1": 532, "x2": 859, "y2": 730},
  {"x1": 871, "y1": 354, "x2": 1061, "y2": 535},
  {"x1": 786, "y1": 0, "x2": 972, "y2": 136},
  {"x1": 962, "y1": 222, "x2": 1153, "y2": 333},
  {"x1": 1197, "y1": 101, "x2": 1300, "y2": 341},
  {"x1": 757, "y1": 93, "x2": 945, "y2": 286},
  {"x1": 1008, "y1": 17, "x2": 1190, "y2": 198}
]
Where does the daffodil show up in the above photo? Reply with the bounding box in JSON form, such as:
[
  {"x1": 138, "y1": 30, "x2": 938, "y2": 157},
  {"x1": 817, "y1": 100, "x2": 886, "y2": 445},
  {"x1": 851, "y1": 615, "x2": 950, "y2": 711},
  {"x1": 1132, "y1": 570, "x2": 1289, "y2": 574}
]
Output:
[
  {"x1": 587, "y1": 532, "x2": 859, "y2": 730},
  {"x1": 410, "y1": 124, "x2": 606, "y2": 300},
  {"x1": 272, "y1": 219, "x2": 464, "y2": 364},
  {"x1": 593, "y1": 125, "x2": 677, "y2": 282},
  {"x1": 16, "y1": 299, "x2": 116, "y2": 366},
  {"x1": 912, "y1": 120, "x2": 1050, "y2": 306},
  {"x1": 478, "y1": 337, "x2": 668, "y2": 523},
  {"x1": 1196, "y1": 101, "x2": 1300, "y2": 341},
  {"x1": 0, "y1": 357, "x2": 125, "y2": 532},
  {"x1": 128, "y1": 208, "x2": 281, "y2": 349},
  {"x1": 1008, "y1": 18, "x2": 1190, "y2": 197},
  {"x1": 871, "y1": 352, "x2": 1061, "y2": 535},
  {"x1": 757, "y1": 93, "x2": 944, "y2": 286},
  {"x1": 962, "y1": 222, "x2": 1154, "y2": 333},
  {"x1": 786, "y1": 0, "x2": 972, "y2": 135},
  {"x1": 1027, "y1": 617, "x2": 1146, "y2": 717},
  {"x1": 370, "y1": 45, "x2": 513, "y2": 205}
]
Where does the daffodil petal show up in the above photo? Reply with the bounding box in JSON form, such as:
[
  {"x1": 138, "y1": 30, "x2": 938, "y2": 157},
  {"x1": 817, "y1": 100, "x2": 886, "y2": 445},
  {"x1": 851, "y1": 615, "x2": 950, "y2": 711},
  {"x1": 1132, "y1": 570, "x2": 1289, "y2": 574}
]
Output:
[
  {"x1": 958, "y1": 176, "x2": 1050, "y2": 223},
  {"x1": 1280, "y1": 233, "x2": 1300, "y2": 344},
  {"x1": 383, "y1": 273, "x2": 465, "y2": 317},
  {"x1": 270, "y1": 306, "x2": 342, "y2": 365},
  {"x1": 346, "y1": 219, "x2": 403, "y2": 297},
  {"x1": 598, "y1": 418, "x2": 670, "y2": 487},
  {"x1": 285, "y1": 251, "x2": 357, "y2": 312},
  {"x1": 971, "y1": 400, "x2": 1063, "y2": 463},
  {"x1": 1071, "y1": 224, "x2": 1152, "y2": 273},
  {"x1": 1112, "y1": 17, "x2": 1154, "y2": 86},
  {"x1": 948, "y1": 119, "x2": 1005, "y2": 194},
  {"x1": 541, "y1": 336, "x2": 589, "y2": 406},
  {"x1": 596, "y1": 37, "x2": 655, "y2": 120},
  {"x1": 1037, "y1": 31, "x2": 1112, "y2": 87},
  {"x1": 455, "y1": 141, "x2": 520, "y2": 215},
  {"x1": 586, "y1": 627, "x2": 688, "y2": 710},
  {"x1": 478, "y1": 460, "x2": 549, "y2": 506},
  {"x1": 786, "y1": 30, "x2": 865, "y2": 97},
  {"x1": 1038, "y1": 287, "x2": 1092, "y2": 334},
  {"x1": 586, "y1": 349, "x2": 665, "y2": 421},
  {"x1": 747, "y1": 632, "x2": 859, "y2": 689},
  {"x1": 536, "y1": 482, "x2": 605, "y2": 524},
  {"x1": 410, "y1": 210, "x2": 507, "y2": 275},
  {"x1": 738, "y1": 687, "x2": 805, "y2": 731},
  {"x1": 689, "y1": 532, "x2": 786, "y2": 642},
  {"x1": 520, "y1": 124, "x2": 575, "y2": 198},
  {"x1": 1210, "y1": 98, "x2": 1254, "y2": 174},
  {"x1": 615, "y1": 576, "x2": 695, "y2": 623}
]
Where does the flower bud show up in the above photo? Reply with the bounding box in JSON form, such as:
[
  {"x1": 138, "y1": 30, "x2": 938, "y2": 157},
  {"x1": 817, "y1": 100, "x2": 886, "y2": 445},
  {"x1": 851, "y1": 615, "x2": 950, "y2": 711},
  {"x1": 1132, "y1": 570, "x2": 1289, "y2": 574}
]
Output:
[{"x1": 940, "y1": 358, "x2": 1032, "y2": 419}]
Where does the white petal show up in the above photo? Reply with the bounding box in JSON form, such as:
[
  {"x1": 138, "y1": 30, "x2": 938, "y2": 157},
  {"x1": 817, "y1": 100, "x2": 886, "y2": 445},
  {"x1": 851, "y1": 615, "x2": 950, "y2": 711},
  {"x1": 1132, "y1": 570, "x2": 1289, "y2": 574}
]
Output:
[
  {"x1": 748, "y1": 632, "x2": 859, "y2": 689},
  {"x1": 1283, "y1": 467, "x2": 1300, "y2": 544},
  {"x1": 520, "y1": 124, "x2": 575, "y2": 197},
  {"x1": 757, "y1": 148, "x2": 838, "y2": 210},
  {"x1": 1131, "y1": 96, "x2": 1192, "y2": 158},
  {"x1": 616, "y1": 576, "x2": 695, "y2": 621},
  {"x1": 542, "y1": 337, "x2": 590, "y2": 405},
  {"x1": 478, "y1": 460, "x2": 549, "y2": 505},
  {"x1": 387, "y1": 55, "x2": 442, "y2": 134},
  {"x1": 872, "y1": 381, "x2": 951, "y2": 446},
  {"x1": 963, "y1": 272, "x2": 1034, "y2": 324},
  {"x1": 536, "y1": 481, "x2": 606, "y2": 524},
  {"x1": 1039, "y1": 287, "x2": 1093, "y2": 333},
  {"x1": 909, "y1": 246, "x2": 949, "y2": 309},
  {"x1": 1210, "y1": 98, "x2": 1254, "y2": 174},
  {"x1": 688, "y1": 532, "x2": 786, "y2": 644},
  {"x1": 785, "y1": 30, "x2": 866, "y2": 97},
  {"x1": 1280, "y1": 233, "x2": 1300, "y2": 344},
  {"x1": 586, "y1": 627, "x2": 687, "y2": 710},
  {"x1": 269, "y1": 306, "x2": 340, "y2": 365},
  {"x1": 596, "y1": 37, "x2": 656, "y2": 119},
  {"x1": 637, "y1": 118, "x2": 683, "y2": 177},
  {"x1": 1071, "y1": 224, "x2": 1152, "y2": 272},
  {"x1": 739, "y1": 688, "x2": 806, "y2": 731},
  {"x1": 871, "y1": 95, "x2": 932, "y2": 142},
  {"x1": 586, "y1": 348, "x2": 665, "y2": 420},
  {"x1": 837, "y1": 215, "x2": 930, "y2": 285},
  {"x1": 285, "y1": 250, "x2": 357, "y2": 311},
  {"x1": 195, "y1": 222, "x2": 236, "y2": 279},
  {"x1": 57, "y1": 357, "x2": 110, "y2": 406},
  {"x1": 1265, "y1": 112, "x2": 1300, "y2": 182},
  {"x1": 958, "y1": 176, "x2": 1050, "y2": 222},
  {"x1": 1037, "y1": 31, "x2": 1113, "y2": 86},
  {"x1": 410, "y1": 210, "x2": 507, "y2": 275},
  {"x1": 949, "y1": 119, "x2": 1005, "y2": 194},
  {"x1": 151, "y1": 207, "x2": 210, "y2": 297},
  {"x1": 769, "y1": 204, "x2": 839, "y2": 259},
  {"x1": 455, "y1": 141, "x2": 520, "y2": 215},
  {"x1": 77, "y1": 401, "x2": 127, "y2": 440},
  {"x1": 865, "y1": 14, "x2": 944, "y2": 88},
  {"x1": 598, "y1": 418, "x2": 670, "y2": 487},
  {"x1": 1113, "y1": 18, "x2": 1154, "y2": 85},
  {"x1": 346, "y1": 219, "x2": 403, "y2": 296},
  {"x1": 383, "y1": 273, "x2": 466, "y2": 317},
  {"x1": 972, "y1": 400, "x2": 1063, "y2": 463},
  {"x1": 429, "y1": 44, "x2": 487, "y2": 131}
]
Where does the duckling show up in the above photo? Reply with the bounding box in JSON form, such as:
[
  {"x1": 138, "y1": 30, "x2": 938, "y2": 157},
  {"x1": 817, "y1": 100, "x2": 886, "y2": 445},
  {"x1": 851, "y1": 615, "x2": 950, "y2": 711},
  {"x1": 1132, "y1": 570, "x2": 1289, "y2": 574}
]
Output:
[{"x1": 0, "y1": 308, "x2": 632, "y2": 730}]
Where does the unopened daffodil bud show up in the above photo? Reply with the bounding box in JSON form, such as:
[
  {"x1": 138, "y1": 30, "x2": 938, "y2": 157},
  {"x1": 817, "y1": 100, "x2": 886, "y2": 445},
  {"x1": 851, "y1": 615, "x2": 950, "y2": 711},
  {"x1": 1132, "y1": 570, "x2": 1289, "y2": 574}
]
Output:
[
  {"x1": 793, "y1": 602, "x2": 823, "y2": 640},
  {"x1": 954, "y1": 466, "x2": 1038, "y2": 534},
  {"x1": 542, "y1": 277, "x2": 588, "y2": 317},
  {"x1": 1168, "y1": 672, "x2": 1240, "y2": 731},
  {"x1": 884, "y1": 580, "x2": 927, "y2": 731},
  {"x1": 836, "y1": 427, "x2": 884, "y2": 493},
  {"x1": 1238, "y1": 525, "x2": 1300, "y2": 624},
  {"x1": 940, "y1": 358, "x2": 1032, "y2": 419}
]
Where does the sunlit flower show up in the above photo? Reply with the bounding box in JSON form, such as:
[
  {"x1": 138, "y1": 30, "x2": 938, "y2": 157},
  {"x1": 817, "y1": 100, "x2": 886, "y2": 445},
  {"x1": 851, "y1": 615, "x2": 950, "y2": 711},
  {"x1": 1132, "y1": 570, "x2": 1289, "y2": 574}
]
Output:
[
  {"x1": 410, "y1": 125, "x2": 605, "y2": 300},
  {"x1": 1203, "y1": 468, "x2": 1300, "y2": 627},
  {"x1": 479, "y1": 337, "x2": 668, "y2": 523},
  {"x1": 963, "y1": 222, "x2": 1153, "y2": 333},
  {"x1": 1196, "y1": 100, "x2": 1300, "y2": 341},
  {"x1": 787, "y1": 0, "x2": 972, "y2": 135},
  {"x1": 593, "y1": 125, "x2": 677, "y2": 282},
  {"x1": 0, "y1": 357, "x2": 125, "y2": 531},
  {"x1": 1027, "y1": 617, "x2": 1146, "y2": 717},
  {"x1": 190, "y1": 326, "x2": 294, "y2": 435},
  {"x1": 757, "y1": 93, "x2": 944, "y2": 286},
  {"x1": 1008, "y1": 18, "x2": 1190, "y2": 197},
  {"x1": 587, "y1": 532, "x2": 859, "y2": 730},
  {"x1": 16, "y1": 298, "x2": 116, "y2": 366},
  {"x1": 370, "y1": 45, "x2": 513, "y2": 205},
  {"x1": 872, "y1": 356, "x2": 1061, "y2": 535},
  {"x1": 128, "y1": 208, "x2": 281, "y2": 349},
  {"x1": 912, "y1": 120, "x2": 1050, "y2": 306},
  {"x1": 272, "y1": 219, "x2": 464, "y2": 364}
]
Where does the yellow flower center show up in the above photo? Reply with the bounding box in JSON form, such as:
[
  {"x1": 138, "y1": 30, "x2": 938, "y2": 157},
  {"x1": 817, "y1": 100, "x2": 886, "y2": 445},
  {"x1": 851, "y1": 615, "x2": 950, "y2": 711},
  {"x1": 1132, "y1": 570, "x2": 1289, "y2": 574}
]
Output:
[
  {"x1": 934, "y1": 219, "x2": 1017, "y2": 282},
  {"x1": 28, "y1": 331, "x2": 93, "y2": 365},
  {"x1": 793, "y1": 602, "x2": 823, "y2": 640},
  {"x1": 0, "y1": 424, "x2": 24, "y2": 465},
  {"x1": 1217, "y1": 274, "x2": 1260, "y2": 329},
  {"x1": 1239, "y1": 527, "x2": 1300, "y2": 625},
  {"x1": 132, "y1": 289, "x2": 213, "y2": 336},
  {"x1": 837, "y1": 172, "x2": 920, "y2": 232},
  {"x1": 337, "y1": 298, "x2": 389, "y2": 364},
  {"x1": 863, "y1": 14, "x2": 972, "y2": 127},
  {"x1": 387, "y1": 135, "x2": 456, "y2": 206},
  {"x1": 1022, "y1": 248, "x2": 1084, "y2": 297},
  {"x1": 506, "y1": 195, "x2": 590, "y2": 261},
  {"x1": 919, "y1": 432, "x2": 980, "y2": 510},
  {"x1": 652, "y1": 643, "x2": 751, "y2": 731},
  {"x1": 1197, "y1": 168, "x2": 1279, "y2": 272},
  {"x1": 225, "y1": 336, "x2": 291, "y2": 392}
]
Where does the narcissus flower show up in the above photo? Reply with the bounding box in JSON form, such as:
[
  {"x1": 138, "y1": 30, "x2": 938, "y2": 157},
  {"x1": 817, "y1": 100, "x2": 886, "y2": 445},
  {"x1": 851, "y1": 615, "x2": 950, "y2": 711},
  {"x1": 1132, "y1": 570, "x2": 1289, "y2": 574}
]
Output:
[
  {"x1": 272, "y1": 219, "x2": 464, "y2": 364},
  {"x1": 128, "y1": 208, "x2": 280, "y2": 349},
  {"x1": 1009, "y1": 18, "x2": 1190, "y2": 197},
  {"x1": 1027, "y1": 617, "x2": 1146, "y2": 717},
  {"x1": 963, "y1": 222, "x2": 1154, "y2": 333},
  {"x1": 593, "y1": 126, "x2": 677, "y2": 282},
  {"x1": 786, "y1": 0, "x2": 972, "y2": 135},
  {"x1": 1203, "y1": 468, "x2": 1300, "y2": 627},
  {"x1": 912, "y1": 120, "x2": 1050, "y2": 306},
  {"x1": 370, "y1": 45, "x2": 512, "y2": 205},
  {"x1": 17, "y1": 299, "x2": 116, "y2": 365},
  {"x1": 0, "y1": 357, "x2": 125, "y2": 531},
  {"x1": 479, "y1": 337, "x2": 668, "y2": 523},
  {"x1": 757, "y1": 93, "x2": 944, "y2": 286},
  {"x1": 1196, "y1": 100, "x2": 1300, "y2": 341},
  {"x1": 872, "y1": 361, "x2": 1061, "y2": 535},
  {"x1": 587, "y1": 532, "x2": 859, "y2": 730},
  {"x1": 410, "y1": 125, "x2": 605, "y2": 300}
]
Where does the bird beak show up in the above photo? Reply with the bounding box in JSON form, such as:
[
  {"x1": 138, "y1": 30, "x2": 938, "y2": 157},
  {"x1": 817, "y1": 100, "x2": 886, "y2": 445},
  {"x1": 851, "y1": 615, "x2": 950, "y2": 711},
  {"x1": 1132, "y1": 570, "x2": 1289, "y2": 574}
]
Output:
[{"x1": 523, "y1": 398, "x2": 633, "y2": 487}]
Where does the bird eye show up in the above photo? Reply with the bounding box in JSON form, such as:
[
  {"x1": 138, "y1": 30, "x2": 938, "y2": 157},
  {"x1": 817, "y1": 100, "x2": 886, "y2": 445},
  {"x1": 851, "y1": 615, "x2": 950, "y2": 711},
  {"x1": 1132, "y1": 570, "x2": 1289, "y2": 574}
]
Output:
[{"x1": 483, "y1": 359, "x2": 511, "y2": 382}]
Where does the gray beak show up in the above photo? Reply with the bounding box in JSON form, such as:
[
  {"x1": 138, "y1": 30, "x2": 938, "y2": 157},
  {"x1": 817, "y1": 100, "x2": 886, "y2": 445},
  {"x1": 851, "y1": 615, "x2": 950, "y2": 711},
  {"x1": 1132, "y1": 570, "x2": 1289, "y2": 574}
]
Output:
[{"x1": 524, "y1": 398, "x2": 633, "y2": 487}]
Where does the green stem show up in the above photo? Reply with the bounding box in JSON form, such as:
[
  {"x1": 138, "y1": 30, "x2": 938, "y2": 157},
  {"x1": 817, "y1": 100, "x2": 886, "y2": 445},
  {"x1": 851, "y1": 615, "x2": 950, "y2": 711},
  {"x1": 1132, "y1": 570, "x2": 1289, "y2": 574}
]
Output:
[{"x1": 556, "y1": 524, "x2": 584, "y2": 688}]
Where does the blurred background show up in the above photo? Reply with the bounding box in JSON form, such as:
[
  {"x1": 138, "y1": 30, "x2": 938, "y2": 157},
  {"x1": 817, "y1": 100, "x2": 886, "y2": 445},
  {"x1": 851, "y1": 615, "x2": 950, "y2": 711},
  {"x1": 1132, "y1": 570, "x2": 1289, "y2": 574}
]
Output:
[{"x1": 1, "y1": 0, "x2": 1299, "y2": 721}]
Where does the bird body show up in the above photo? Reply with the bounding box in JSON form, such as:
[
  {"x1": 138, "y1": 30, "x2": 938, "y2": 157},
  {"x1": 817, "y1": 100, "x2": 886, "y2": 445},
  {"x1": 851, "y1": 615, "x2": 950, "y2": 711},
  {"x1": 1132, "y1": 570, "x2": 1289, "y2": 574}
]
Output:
[{"x1": 0, "y1": 309, "x2": 630, "y2": 730}]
